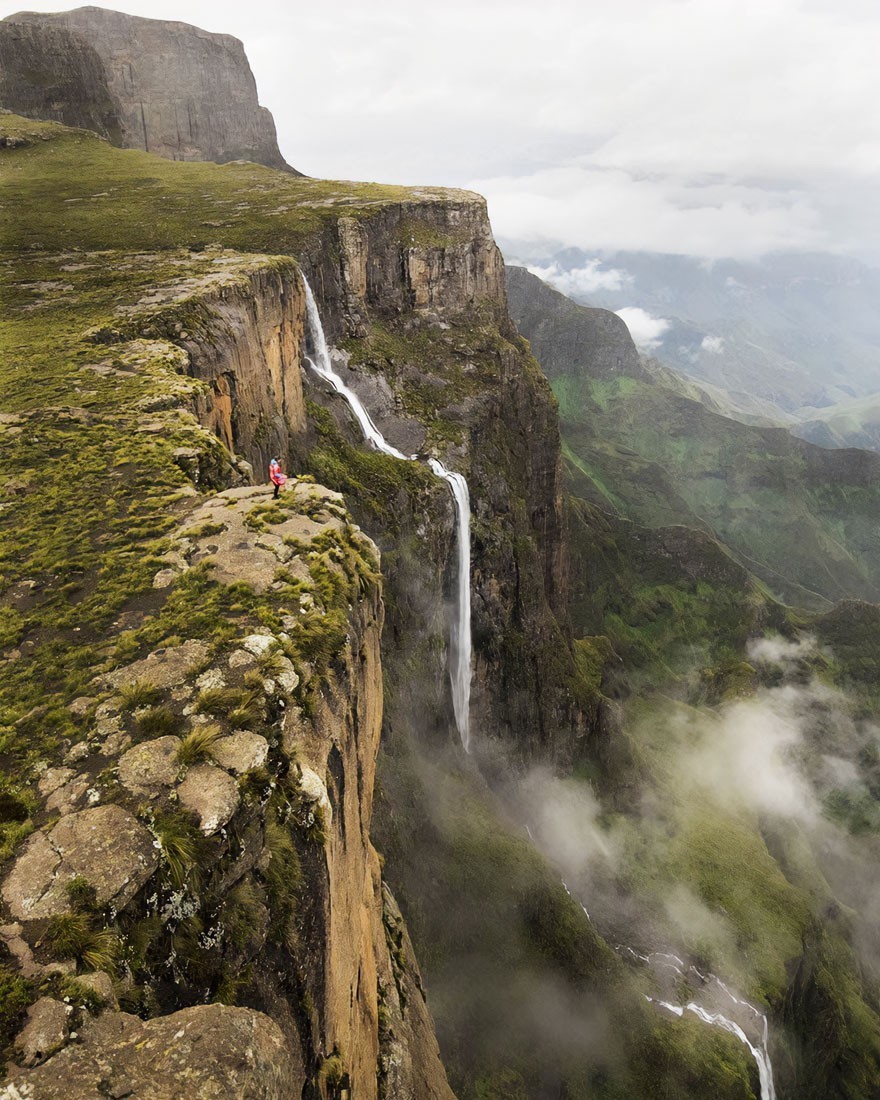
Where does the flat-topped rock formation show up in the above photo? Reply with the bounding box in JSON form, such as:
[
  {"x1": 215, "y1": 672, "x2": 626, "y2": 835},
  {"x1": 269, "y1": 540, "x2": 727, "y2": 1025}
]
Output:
[{"x1": 3, "y1": 6, "x2": 296, "y2": 171}]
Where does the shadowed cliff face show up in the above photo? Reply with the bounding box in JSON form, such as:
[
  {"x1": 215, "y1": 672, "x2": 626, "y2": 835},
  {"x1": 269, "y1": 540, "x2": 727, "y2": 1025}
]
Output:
[
  {"x1": 506, "y1": 264, "x2": 880, "y2": 611},
  {"x1": 0, "y1": 20, "x2": 122, "y2": 143},
  {"x1": 4, "y1": 6, "x2": 295, "y2": 172}
]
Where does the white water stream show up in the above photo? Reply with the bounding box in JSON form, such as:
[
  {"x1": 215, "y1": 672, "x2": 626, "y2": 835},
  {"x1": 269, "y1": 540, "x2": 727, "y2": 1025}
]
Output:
[
  {"x1": 622, "y1": 946, "x2": 776, "y2": 1099},
  {"x1": 302, "y1": 278, "x2": 773, "y2": 1092},
  {"x1": 301, "y1": 278, "x2": 472, "y2": 751}
]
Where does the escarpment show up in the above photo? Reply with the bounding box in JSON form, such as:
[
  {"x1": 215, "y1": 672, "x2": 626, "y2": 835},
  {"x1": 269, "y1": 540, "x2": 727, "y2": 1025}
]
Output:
[
  {"x1": 300, "y1": 197, "x2": 582, "y2": 760},
  {"x1": 4, "y1": 6, "x2": 294, "y2": 171},
  {"x1": 0, "y1": 110, "x2": 603, "y2": 1098}
]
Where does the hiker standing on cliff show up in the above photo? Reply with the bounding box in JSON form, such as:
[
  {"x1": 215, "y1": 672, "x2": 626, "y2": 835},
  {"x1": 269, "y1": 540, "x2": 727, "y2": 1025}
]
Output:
[{"x1": 269, "y1": 457, "x2": 287, "y2": 499}]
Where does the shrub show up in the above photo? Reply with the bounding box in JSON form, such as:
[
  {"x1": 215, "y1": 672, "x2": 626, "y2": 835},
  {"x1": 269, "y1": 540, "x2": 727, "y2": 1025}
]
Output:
[
  {"x1": 44, "y1": 912, "x2": 119, "y2": 972},
  {"x1": 152, "y1": 811, "x2": 207, "y2": 888}
]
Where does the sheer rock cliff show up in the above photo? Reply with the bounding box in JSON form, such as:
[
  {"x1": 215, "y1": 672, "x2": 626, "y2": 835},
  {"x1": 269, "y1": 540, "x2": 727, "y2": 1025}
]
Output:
[{"x1": 4, "y1": 6, "x2": 294, "y2": 171}]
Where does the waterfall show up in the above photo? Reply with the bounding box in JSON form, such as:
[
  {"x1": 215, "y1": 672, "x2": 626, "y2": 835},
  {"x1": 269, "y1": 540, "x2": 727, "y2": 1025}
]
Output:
[
  {"x1": 301, "y1": 277, "x2": 472, "y2": 750},
  {"x1": 625, "y1": 948, "x2": 776, "y2": 1100},
  {"x1": 427, "y1": 460, "x2": 471, "y2": 752}
]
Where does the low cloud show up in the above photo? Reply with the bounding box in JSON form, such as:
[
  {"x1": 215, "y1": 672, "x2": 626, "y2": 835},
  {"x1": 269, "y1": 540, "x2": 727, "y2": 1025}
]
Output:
[
  {"x1": 676, "y1": 689, "x2": 819, "y2": 823},
  {"x1": 525, "y1": 259, "x2": 631, "y2": 299},
  {"x1": 701, "y1": 335, "x2": 725, "y2": 354},
  {"x1": 615, "y1": 307, "x2": 670, "y2": 350}
]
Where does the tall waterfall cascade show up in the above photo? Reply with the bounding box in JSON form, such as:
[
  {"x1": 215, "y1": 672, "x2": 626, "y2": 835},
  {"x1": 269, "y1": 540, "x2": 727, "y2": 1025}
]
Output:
[{"x1": 301, "y1": 277, "x2": 472, "y2": 751}]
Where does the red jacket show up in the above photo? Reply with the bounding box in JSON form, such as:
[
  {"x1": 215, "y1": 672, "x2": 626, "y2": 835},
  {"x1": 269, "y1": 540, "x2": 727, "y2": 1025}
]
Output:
[{"x1": 269, "y1": 460, "x2": 286, "y2": 486}]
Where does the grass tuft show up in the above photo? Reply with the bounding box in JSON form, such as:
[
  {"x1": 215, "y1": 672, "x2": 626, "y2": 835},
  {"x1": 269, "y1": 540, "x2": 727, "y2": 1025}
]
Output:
[{"x1": 176, "y1": 723, "x2": 222, "y2": 768}]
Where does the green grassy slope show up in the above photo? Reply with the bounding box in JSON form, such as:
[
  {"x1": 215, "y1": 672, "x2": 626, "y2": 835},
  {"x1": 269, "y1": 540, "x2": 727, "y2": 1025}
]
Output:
[{"x1": 506, "y1": 266, "x2": 880, "y2": 610}]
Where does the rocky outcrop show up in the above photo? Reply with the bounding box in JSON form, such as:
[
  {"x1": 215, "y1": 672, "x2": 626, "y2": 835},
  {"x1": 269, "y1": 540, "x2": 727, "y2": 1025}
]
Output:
[
  {"x1": 5, "y1": 1004, "x2": 298, "y2": 1099},
  {"x1": 301, "y1": 197, "x2": 582, "y2": 759},
  {"x1": 0, "y1": 20, "x2": 122, "y2": 142},
  {"x1": 1, "y1": 482, "x2": 453, "y2": 1099},
  {"x1": 5, "y1": 6, "x2": 295, "y2": 171}
]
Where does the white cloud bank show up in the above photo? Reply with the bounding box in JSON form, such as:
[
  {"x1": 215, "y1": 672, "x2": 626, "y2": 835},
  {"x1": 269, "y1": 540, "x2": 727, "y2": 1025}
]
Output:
[
  {"x1": 615, "y1": 307, "x2": 670, "y2": 350},
  {"x1": 4, "y1": 0, "x2": 880, "y2": 261},
  {"x1": 526, "y1": 259, "x2": 631, "y2": 298}
]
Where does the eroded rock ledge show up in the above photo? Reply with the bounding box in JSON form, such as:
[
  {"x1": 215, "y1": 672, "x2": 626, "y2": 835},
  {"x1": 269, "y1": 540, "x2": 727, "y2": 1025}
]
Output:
[{"x1": 0, "y1": 483, "x2": 452, "y2": 1099}]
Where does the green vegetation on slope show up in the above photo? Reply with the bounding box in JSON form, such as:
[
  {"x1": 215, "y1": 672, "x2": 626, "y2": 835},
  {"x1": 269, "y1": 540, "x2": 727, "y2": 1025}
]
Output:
[
  {"x1": 507, "y1": 267, "x2": 880, "y2": 611},
  {"x1": 0, "y1": 115, "x2": 459, "y2": 257}
]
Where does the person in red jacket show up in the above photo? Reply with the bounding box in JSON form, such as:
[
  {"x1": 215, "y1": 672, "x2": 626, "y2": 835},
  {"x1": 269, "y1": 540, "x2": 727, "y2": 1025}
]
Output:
[{"x1": 269, "y1": 457, "x2": 287, "y2": 499}]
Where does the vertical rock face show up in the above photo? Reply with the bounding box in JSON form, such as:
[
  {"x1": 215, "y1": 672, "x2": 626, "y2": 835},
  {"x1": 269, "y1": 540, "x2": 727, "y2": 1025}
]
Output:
[
  {"x1": 6, "y1": 6, "x2": 295, "y2": 171},
  {"x1": 303, "y1": 196, "x2": 582, "y2": 759},
  {"x1": 0, "y1": 20, "x2": 122, "y2": 142},
  {"x1": 177, "y1": 263, "x2": 309, "y2": 473}
]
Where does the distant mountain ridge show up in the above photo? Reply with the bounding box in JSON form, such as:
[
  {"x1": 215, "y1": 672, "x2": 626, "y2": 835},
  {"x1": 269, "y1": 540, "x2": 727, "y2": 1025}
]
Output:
[
  {"x1": 1, "y1": 5, "x2": 296, "y2": 172},
  {"x1": 506, "y1": 264, "x2": 880, "y2": 610},
  {"x1": 502, "y1": 244, "x2": 880, "y2": 433}
]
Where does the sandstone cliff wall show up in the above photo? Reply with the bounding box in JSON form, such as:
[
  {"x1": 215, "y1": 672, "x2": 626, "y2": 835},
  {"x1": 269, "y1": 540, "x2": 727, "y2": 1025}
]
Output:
[{"x1": 6, "y1": 6, "x2": 294, "y2": 171}]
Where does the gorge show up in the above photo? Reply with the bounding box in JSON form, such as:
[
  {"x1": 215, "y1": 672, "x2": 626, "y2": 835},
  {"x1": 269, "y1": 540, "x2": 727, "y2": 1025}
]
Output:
[{"x1": 2, "y1": 8, "x2": 880, "y2": 1100}]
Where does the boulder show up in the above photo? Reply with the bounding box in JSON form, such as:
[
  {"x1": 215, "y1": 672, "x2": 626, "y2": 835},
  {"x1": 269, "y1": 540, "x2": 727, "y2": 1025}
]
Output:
[
  {"x1": 4, "y1": 1004, "x2": 300, "y2": 1098},
  {"x1": 101, "y1": 639, "x2": 210, "y2": 691},
  {"x1": 45, "y1": 772, "x2": 90, "y2": 815},
  {"x1": 210, "y1": 732, "x2": 269, "y2": 775},
  {"x1": 76, "y1": 970, "x2": 118, "y2": 1009},
  {"x1": 1, "y1": 805, "x2": 159, "y2": 921},
  {"x1": 37, "y1": 767, "x2": 74, "y2": 797},
  {"x1": 177, "y1": 764, "x2": 239, "y2": 835},
  {"x1": 118, "y1": 736, "x2": 181, "y2": 795},
  {"x1": 14, "y1": 997, "x2": 71, "y2": 1067}
]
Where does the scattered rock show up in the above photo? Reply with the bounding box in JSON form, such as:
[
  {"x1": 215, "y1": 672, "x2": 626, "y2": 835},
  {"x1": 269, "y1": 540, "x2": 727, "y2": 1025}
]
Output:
[
  {"x1": 298, "y1": 767, "x2": 332, "y2": 825},
  {"x1": 210, "y1": 732, "x2": 269, "y2": 775},
  {"x1": 0, "y1": 922, "x2": 40, "y2": 978},
  {"x1": 242, "y1": 633, "x2": 276, "y2": 657},
  {"x1": 152, "y1": 568, "x2": 178, "y2": 589},
  {"x1": 101, "y1": 639, "x2": 211, "y2": 691},
  {"x1": 228, "y1": 648, "x2": 257, "y2": 670},
  {"x1": 76, "y1": 970, "x2": 118, "y2": 1009},
  {"x1": 177, "y1": 764, "x2": 239, "y2": 835},
  {"x1": 273, "y1": 656, "x2": 299, "y2": 696},
  {"x1": 14, "y1": 997, "x2": 71, "y2": 1067},
  {"x1": 38, "y1": 768, "x2": 74, "y2": 798},
  {"x1": 3, "y1": 1004, "x2": 298, "y2": 1099},
  {"x1": 100, "y1": 729, "x2": 132, "y2": 756},
  {"x1": 118, "y1": 736, "x2": 181, "y2": 795},
  {"x1": 63, "y1": 740, "x2": 91, "y2": 765},
  {"x1": 1, "y1": 805, "x2": 159, "y2": 920},
  {"x1": 67, "y1": 697, "x2": 94, "y2": 718},
  {"x1": 45, "y1": 773, "x2": 90, "y2": 814},
  {"x1": 196, "y1": 667, "x2": 226, "y2": 691}
]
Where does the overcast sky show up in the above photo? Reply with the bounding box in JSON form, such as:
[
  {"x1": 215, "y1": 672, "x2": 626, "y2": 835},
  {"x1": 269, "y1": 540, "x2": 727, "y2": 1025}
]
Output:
[{"x1": 3, "y1": 0, "x2": 880, "y2": 261}]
